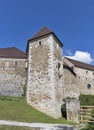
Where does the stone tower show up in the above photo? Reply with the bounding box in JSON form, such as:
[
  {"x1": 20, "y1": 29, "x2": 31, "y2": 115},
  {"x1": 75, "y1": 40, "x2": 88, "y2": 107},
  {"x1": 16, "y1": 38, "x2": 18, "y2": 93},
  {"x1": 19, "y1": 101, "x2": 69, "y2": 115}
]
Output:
[{"x1": 26, "y1": 27, "x2": 63, "y2": 118}]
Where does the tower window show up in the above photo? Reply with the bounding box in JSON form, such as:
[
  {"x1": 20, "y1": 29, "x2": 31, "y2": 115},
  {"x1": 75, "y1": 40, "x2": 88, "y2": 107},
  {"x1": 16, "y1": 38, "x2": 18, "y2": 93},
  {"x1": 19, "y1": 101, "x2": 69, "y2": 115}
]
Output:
[
  {"x1": 39, "y1": 41, "x2": 41, "y2": 45},
  {"x1": 57, "y1": 62, "x2": 60, "y2": 70},
  {"x1": 87, "y1": 84, "x2": 91, "y2": 89},
  {"x1": 15, "y1": 62, "x2": 18, "y2": 66}
]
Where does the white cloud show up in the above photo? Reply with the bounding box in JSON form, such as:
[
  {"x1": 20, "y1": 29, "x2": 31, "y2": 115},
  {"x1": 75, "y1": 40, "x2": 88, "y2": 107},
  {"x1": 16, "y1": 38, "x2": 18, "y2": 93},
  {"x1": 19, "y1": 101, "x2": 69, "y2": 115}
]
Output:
[{"x1": 66, "y1": 51, "x2": 93, "y2": 64}]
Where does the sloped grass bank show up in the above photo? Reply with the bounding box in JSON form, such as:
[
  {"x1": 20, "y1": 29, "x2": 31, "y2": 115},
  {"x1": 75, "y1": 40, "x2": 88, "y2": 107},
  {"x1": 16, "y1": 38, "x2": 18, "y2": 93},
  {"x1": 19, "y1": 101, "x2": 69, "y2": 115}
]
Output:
[
  {"x1": 0, "y1": 96, "x2": 70, "y2": 124},
  {"x1": 0, "y1": 125, "x2": 38, "y2": 130}
]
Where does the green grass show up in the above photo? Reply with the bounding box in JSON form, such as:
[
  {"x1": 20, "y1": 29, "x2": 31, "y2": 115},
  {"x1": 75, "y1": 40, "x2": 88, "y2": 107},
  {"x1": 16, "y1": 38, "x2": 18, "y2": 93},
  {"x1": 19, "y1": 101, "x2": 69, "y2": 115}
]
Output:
[
  {"x1": 0, "y1": 96, "x2": 71, "y2": 124},
  {"x1": 0, "y1": 125, "x2": 39, "y2": 130}
]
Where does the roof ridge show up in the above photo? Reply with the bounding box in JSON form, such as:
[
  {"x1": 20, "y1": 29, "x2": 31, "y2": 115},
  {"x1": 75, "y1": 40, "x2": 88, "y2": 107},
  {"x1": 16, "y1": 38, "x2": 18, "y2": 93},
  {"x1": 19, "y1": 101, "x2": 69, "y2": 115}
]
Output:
[
  {"x1": 31, "y1": 26, "x2": 52, "y2": 39},
  {"x1": 65, "y1": 57, "x2": 94, "y2": 66},
  {"x1": 64, "y1": 57, "x2": 94, "y2": 71},
  {"x1": 0, "y1": 47, "x2": 16, "y2": 50}
]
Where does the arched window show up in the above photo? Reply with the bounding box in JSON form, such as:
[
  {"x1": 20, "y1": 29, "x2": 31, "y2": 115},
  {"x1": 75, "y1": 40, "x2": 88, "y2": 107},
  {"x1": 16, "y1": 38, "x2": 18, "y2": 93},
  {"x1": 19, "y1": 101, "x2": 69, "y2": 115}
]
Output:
[{"x1": 87, "y1": 84, "x2": 91, "y2": 89}]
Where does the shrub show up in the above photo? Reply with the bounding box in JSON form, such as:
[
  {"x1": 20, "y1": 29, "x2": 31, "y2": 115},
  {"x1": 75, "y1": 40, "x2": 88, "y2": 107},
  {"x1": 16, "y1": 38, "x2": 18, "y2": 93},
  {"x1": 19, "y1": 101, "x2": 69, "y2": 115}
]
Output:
[
  {"x1": 80, "y1": 94, "x2": 94, "y2": 130},
  {"x1": 81, "y1": 109, "x2": 94, "y2": 130},
  {"x1": 0, "y1": 95, "x2": 22, "y2": 101},
  {"x1": 79, "y1": 94, "x2": 94, "y2": 106}
]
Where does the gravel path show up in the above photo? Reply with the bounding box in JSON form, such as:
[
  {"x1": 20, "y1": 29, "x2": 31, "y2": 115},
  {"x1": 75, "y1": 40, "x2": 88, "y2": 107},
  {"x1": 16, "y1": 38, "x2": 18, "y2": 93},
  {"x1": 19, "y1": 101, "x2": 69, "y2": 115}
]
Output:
[{"x1": 0, "y1": 120, "x2": 82, "y2": 130}]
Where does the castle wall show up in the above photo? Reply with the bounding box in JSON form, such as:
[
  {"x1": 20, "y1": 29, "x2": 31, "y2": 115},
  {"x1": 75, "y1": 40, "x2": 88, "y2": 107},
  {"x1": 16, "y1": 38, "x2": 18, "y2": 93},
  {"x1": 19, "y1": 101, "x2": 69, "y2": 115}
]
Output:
[
  {"x1": 64, "y1": 66, "x2": 94, "y2": 99},
  {"x1": 27, "y1": 35, "x2": 63, "y2": 118},
  {"x1": 53, "y1": 38, "x2": 63, "y2": 113},
  {"x1": 0, "y1": 58, "x2": 26, "y2": 96},
  {"x1": 63, "y1": 66, "x2": 79, "y2": 99},
  {"x1": 75, "y1": 67, "x2": 94, "y2": 95}
]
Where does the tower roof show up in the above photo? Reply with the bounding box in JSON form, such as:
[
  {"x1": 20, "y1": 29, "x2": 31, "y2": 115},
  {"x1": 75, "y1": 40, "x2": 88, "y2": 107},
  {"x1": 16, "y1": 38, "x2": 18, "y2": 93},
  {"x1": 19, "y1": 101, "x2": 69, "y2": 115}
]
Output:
[
  {"x1": 31, "y1": 27, "x2": 52, "y2": 39},
  {"x1": 28, "y1": 27, "x2": 63, "y2": 45},
  {"x1": 26, "y1": 27, "x2": 63, "y2": 52}
]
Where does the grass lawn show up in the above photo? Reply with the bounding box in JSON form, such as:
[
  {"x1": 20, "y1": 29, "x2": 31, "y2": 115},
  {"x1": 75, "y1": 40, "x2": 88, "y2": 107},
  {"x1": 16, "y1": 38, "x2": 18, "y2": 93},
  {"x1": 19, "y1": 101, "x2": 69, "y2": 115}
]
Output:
[
  {"x1": 0, "y1": 96, "x2": 70, "y2": 124},
  {"x1": 0, "y1": 125, "x2": 39, "y2": 130}
]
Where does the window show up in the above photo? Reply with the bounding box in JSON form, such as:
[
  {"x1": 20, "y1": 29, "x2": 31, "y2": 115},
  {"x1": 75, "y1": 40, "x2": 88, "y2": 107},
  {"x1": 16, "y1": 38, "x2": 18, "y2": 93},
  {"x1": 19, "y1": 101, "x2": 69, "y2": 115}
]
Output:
[
  {"x1": 70, "y1": 67, "x2": 74, "y2": 71},
  {"x1": 57, "y1": 62, "x2": 60, "y2": 70},
  {"x1": 39, "y1": 41, "x2": 41, "y2": 45},
  {"x1": 15, "y1": 62, "x2": 18, "y2": 66},
  {"x1": 87, "y1": 84, "x2": 91, "y2": 90},
  {"x1": 86, "y1": 71, "x2": 88, "y2": 74}
]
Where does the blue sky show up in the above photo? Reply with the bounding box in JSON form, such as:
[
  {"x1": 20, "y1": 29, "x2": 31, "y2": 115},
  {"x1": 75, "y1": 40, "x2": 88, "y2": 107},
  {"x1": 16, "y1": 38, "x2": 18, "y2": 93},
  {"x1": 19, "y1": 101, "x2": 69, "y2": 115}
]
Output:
[{"x1": 0, "y1": 0, "x2": 94, "y2": 64}]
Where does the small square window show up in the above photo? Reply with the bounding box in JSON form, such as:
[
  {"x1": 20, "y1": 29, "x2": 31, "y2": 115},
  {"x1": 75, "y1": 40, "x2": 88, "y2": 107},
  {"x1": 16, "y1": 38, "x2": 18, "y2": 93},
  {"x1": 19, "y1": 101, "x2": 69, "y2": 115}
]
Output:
[
  {"x1": 39, "y1": 41, "x2": 41, "y2": 45},
  {"x1": 57, "y1": 62, "x2": 60, "y2": 70},
  {"x1": 87, "y1": 84, "x2": 91, "y2": 89},
  {"x1": 15, "y1": 62, "x2": 18, "y2": 66}
]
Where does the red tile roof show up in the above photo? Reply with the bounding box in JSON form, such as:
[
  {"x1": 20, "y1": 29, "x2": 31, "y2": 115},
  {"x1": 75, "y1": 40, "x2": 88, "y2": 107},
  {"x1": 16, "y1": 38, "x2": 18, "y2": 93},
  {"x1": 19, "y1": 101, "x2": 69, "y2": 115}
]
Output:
[{"x1": 0, "y1": 47, "x2": 26, "y2": 59}]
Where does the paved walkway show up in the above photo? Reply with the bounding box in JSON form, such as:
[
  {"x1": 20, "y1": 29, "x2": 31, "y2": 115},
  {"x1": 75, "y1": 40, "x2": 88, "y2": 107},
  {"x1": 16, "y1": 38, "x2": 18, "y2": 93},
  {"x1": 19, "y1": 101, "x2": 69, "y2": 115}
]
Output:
[{"x1": 0, "y1": 120, "x2": 83, "y2": 130}]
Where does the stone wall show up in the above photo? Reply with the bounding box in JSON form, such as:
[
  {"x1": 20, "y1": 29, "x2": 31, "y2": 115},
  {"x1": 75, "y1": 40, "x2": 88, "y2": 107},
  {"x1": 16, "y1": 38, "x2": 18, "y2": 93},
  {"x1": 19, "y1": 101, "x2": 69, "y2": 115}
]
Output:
[
  {"x1": 63, "y1": 66, "x2": 79, "y2": 99},
  {"x1": 64, "y1": 65, "x2": 94, "y2": 99},
  {"x1": 0, "y1": 58, "x2": 26, "y2": 96},
  {"x1": 66, "y1": 98, "x2": 80, "y2": 123},
  {"x1": 27, "y1": 35, "x2": 63, "y2": 118},
  {"x1": 75, "y1": 67, "x2": 94, "y2": 95},
  {"x1": 53, "y1": 37, "x2": 63, "y2": 115}
]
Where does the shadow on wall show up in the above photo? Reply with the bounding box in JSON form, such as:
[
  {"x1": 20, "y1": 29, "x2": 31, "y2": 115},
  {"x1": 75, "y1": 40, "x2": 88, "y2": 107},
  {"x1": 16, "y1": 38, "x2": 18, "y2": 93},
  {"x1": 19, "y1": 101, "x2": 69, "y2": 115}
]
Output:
[{"x1": 61, "y1": 99, "x2": 67, "y2": 119}]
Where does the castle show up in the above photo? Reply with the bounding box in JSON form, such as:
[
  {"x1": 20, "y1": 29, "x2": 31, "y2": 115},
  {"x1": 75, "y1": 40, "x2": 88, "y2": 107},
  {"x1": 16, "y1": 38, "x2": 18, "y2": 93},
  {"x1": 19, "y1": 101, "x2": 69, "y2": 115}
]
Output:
[{"x1": 0, "y1": 27, "x2": 94, "y2": 118}]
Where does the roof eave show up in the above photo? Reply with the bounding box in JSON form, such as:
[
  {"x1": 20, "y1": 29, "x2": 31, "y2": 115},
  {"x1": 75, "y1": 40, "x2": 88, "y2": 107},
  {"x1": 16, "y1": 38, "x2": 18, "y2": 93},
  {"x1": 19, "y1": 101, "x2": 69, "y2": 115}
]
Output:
[
  {"x1": 29, "y1": 32, "x2": 63, "y2": 46},
  {"x1": 74, "y1": 65, "x2": 94, "y2": 71},
  {"x1": 63, "y1": 65, "x2": 76, "y2": 76},
  {"x1": 0, "y1": 56, "x2": 26, "y2": 59},
  {"x1": 26, "y1": 32, "x2": 63, "y2": 53}
]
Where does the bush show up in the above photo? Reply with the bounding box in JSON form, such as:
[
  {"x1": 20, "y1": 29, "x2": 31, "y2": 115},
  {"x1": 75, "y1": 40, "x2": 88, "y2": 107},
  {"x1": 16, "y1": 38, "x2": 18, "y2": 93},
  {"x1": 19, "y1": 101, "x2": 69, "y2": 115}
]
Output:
[
  {"x1": 81, "y1": 109, "x2": 94, "y2": 130},
  {"x1": 0, "y1": 95, "x2": 22, "y2": 101},
  {"x1": 80, "y1": 94, "x2": 94, "y2": 130},
  {"x1": 79, "y1": 94, "x2": 94, "y2": 106}
]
